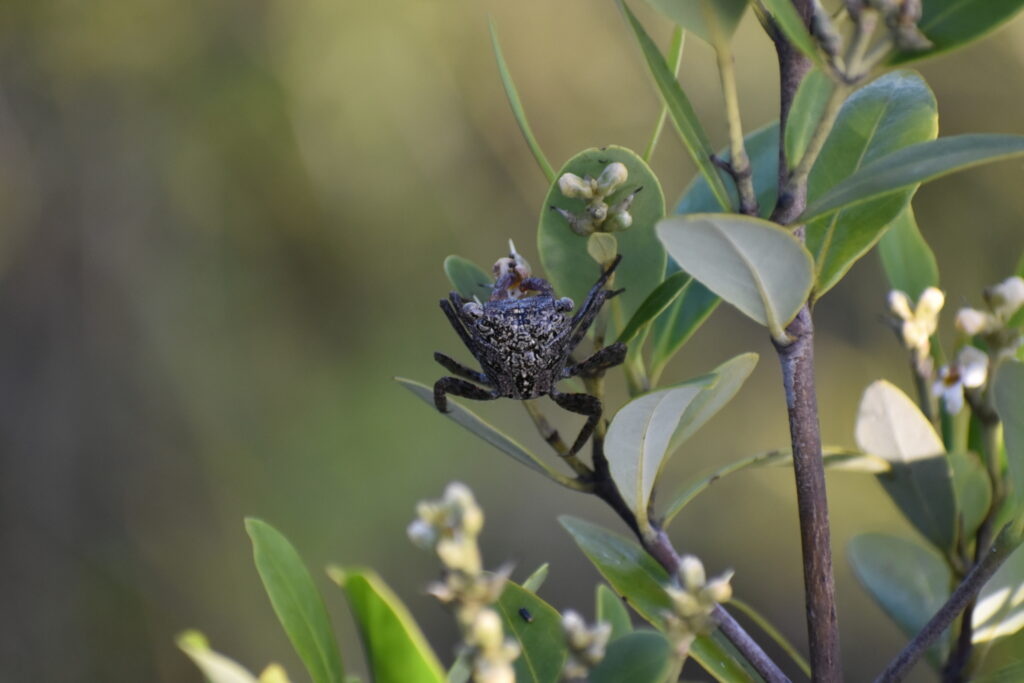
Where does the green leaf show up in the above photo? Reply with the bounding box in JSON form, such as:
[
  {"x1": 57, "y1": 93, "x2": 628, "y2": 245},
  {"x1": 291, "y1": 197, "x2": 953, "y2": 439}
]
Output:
[
  {"x1": 974, "y1": 542, "x2": 1024, "y2": 643},
  {"x1": 538, "y1": 146, "x2": 666, "y2": 325},
  {"x1": 676, "y1": 122, "x2": 780, "y2": 219},
  {"x1": 245, "y1": 519, "x2": 345, "y2": 683},
  {"x1": 760, "y1": 0, "x2": 821, "y2": 66},
  {"x1": 949, "y1": 450, "x2": 992, "y2": 544},
  {"x1": 495, "y1": 581, "x2": 568, "y2": 683},
  {"x1": 596, "y1": 584, "x2": 633, "y2": 641},
  {"x1": 802, "y1": 133, "x2": 1024, "y2": 223},
  {"x1": 522, "y1": 563, "x2": 550, "y2": 593},
  {"x1": 645, "y1": 0, "x2": 749, "y2": 44},
  {"x1": 642, "y1": 26, "x2": 685, "y2": 163},
  {"x1": 607, "y1": 382, "x2": 708, "y2": 529},
  {"x1": 489, "y1": 19, "x2": 554, "y2": 183},
  {"x1": 855, "y1": 381, "x2": 957, "y2": 551},
  {"x1": 650, "y1": 279, "x2": 721, "y2": 382},
  {"x1": 785, "y1": 69, "x2": 835, "y2": 169},
  {"x1": 559, "y1": 516, "x2": 756, "y2": 682},
  {"x1": 589, "y1": 630, "x2": 672, "y2": 683},
  {"x1": 805, "y1": 71, "x2": 938, "y2": 299},
  {"x1": 443, "y1": 255, "x2": 493, "y2": 302},
  {"x1": 664, "y1": 449, "x2": 889, "y2": 526},
  {"x1": 618, "y1": 1, "x2": 731, "y2": 210},
  {"x1": 877, "y1": 206, "x2": 939, "y2": 301},
  {"x1": 657, "y1": 213, "x2": 814, "y2": 340},
  {"x1": 651, "y1": 123, "x2": 778, "y2": 379},
  {"x1": 178, "y1": 631, "x2": 260, "y2": 683},
  {"x1": 848, "y1": 534, "x2": 952, "y2": 661},
  {"x1": 447, "y1": 654, "x2": 472, "y2": 683},
  {"x1": 667, "y1": 353, "x2": 758, "y2": 456},
  {"x1": 973, "y1": 658, "x2": 1024, "y2": 683},
  {"x1": 617, "y1": 271, "x2": 691, "y2": 345},
  {"x1": 396, "y1": 378, "x2": 570, "y2": 485},
  {"x1": 891, "y1": 0, "x2": 1024, "y2": 65},
  {"x1": 994, "y1": 361, "x2": 1024, "y2": 512},
  {"x1": 327, "y1": 567, "x2": 444, "y2": 683}
]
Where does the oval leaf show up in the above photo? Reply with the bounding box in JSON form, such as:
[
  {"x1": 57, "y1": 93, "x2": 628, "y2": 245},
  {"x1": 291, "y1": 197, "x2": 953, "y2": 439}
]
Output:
[
  {"x1": 607, "y1": 382, "x2": 707, "y2": 528},
  {"x1": 538, "y1": 145, "x2": 666, "y2": 326},
  {"x1": 848, "y1": 533, "x2": 952, "y2": 661},
  {"x1": 245, "y1": 519, "x2": 345, "y2": 683},
  {"x1": 589, "y1": 630, "x2": 671, "y2": 683},
  {"x1": 891, "y1": 0, "x2": 1024, "y2": 64},
  {"x1": 443, "y1": 255, "x2": 493, "y2": 302},
  {"x1": 651, "y1": 123, "x2": 778, "y2": 378},
  {"x1": 657, "y1": 213, "x2": 814, "y2": 340},
  {"x1": 974, "y1": 541, "x2": 1024, "y2": 643},
  {"x1": 559, "y1": 516, "x2": 756, "y2": 682},
  {"x1": 667, "y1": 352, "x2": 758, "y2": 456},
  {"x1": 877, "y1": 205, "x2": 939, "y2": 301},
  {"x1": 994, "y1": 361, "x2": 1024, "y2": 512},
  {"x1": 645, "y1": 0, "x2": 749, "y2": 44},
  {"x1": 495, "y1": 580, "x2": 568, "y2": 683},
  {"x1": 855, "y1": 380, "x2": 957, "y2": 550},
  {"x1": 618, "y1": 1, "x2": 731, "y2": 209},
  {"x1": 805, "y1": 70, "x2": 938, "y2": 299},
  {"x1": 178, "y1": 631, "x2": 260, "y2": 683},
  {"x1": 327, "y1": 567, "x2": 444, "y2": 683},
  {"x1": 396, "y1": 378, "x2": 569, "y2": 484},
  {"x1": 802, "y1": 133, "x2": 1024, "y2": 222},
  {"x1": 596, "y1": 584, "x2": 634, "y2": 642}
]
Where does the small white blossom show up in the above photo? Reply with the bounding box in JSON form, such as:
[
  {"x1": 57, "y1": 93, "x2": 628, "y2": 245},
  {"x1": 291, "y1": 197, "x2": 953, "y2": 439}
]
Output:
[
  {"x1": 933, "y1": 346, "x2": 989, "y2": 415},
  {"x1": 955, "y1": 307, "x2": 996, "y2": 336},
  {"x1": 986, "y1": 276, "x2": 1024, "y2": 320}
]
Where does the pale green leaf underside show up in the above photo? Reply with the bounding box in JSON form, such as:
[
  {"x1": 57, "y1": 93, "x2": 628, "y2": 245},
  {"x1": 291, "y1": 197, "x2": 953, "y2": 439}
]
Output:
[
  {"x1": 657, "y1": 213, "x2": 814, "y2": 339},
  {"x1": 974, "y1": 541, "x2": 1024, "y2": 643}
]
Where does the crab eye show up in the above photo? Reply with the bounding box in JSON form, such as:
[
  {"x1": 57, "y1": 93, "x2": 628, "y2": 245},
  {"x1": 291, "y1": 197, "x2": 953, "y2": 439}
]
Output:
[
  {"x1": 556, "y1": 297, "x2": 574, "y2": 312},
  {"x1": 462, "y1": 301, "x2": 484, "y2": 317}
]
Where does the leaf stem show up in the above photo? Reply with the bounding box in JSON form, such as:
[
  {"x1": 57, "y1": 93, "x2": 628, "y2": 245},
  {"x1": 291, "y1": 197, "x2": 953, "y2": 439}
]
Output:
[
  {"x1": 876, "y1": 524, "x2": 1023, "y2": 683},
  {"x1": 522, "y1": 400, "x2": 593, "y2": 477},
  {"x1": 711, "y1": 31, "x2": 758, "y2": 216},
  {"x1": 643, "y1": 26, "x2": 685, "y2": 163}
]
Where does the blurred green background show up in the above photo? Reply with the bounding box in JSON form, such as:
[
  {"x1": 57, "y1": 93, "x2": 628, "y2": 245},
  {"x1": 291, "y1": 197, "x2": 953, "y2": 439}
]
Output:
[{"x1": 2, "y1": 1, "x2": 1023, "y2": 681}]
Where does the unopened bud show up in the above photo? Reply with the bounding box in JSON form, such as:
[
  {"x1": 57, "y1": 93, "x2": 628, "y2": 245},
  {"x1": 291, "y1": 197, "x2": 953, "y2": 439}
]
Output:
[
  {"x1": 558, "y1": 173, "x2": 595, "y2": 200},
  {"x1": 987, "y1": 276, "x2": 1024, "y2": 319},
  {"x1": 606, "y1": 211, "x2": 632, "y2": 232},
  {"x1": 471, "y1": 609, "x2": 505, "y2": 650},
  {"x1": 704, "y1": 572, "x2": 734, "y2": 604},
  {"x1": 679, "y1": 555, "x2": 706, "y2": 591},
  {"x1": 595, "y1": 162, "x2": 628, "y2": 196},
  {"x1": 955, "y1": 308, "x2": 993, "y2": 336},
  {"x1": 407, "y1": 519, "x2": 437, "y2": 550}
]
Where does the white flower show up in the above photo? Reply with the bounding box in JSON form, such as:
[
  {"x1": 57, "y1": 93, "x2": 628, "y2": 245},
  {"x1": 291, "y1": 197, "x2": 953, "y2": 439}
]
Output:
[
  {"x1": 933, "y1": 346, "x2": 989, "y2": 414},
  {"x1": 889, "y1": 287, "x2": 944, "y2": 360},
  {"x1": 955, "y1": 307, "x2": 996, "y2": 336},
  {"x1": 987, "y1": 276, "x2": 1024, "y2": 320}
]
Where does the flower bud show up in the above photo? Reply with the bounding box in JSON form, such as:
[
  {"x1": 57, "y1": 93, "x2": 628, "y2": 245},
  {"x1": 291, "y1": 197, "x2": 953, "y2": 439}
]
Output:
[
  {"x1": 558, "y1": 173, "x2": 594, "y2": 200},
  {"x1": 595, "y1": 162, "x2": 628, "y2": 196},
  {"x1": 679, "y1": 555, "x2": 706, "y2": 591},
  {"x1": 407, "y1": 519, "x2": 437, "y2": 550},
  {"x1": 987, "y1": 276, "x2": 1024, "y2": 319},
  {"x1": 917, "y1": 287, "x2": 945, "y2": 320},
  {"x1": 471, "y1": 609, "x2": 505, "y2": 650},
  {"x1": 704, "y1": 571, "x2": 734, "y2": 604},
  {"x1": 606, "y1": 211, "x2": 633, "y2": 232},
  {"x1": 955, "y1": 308, "x2": 993, "y2": 336}
]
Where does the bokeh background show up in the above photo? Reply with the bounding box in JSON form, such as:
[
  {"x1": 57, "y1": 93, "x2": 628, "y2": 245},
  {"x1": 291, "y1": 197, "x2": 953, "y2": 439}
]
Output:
[{"x1": 2, "y1": 1, "x2": 1023, "y2": 681}]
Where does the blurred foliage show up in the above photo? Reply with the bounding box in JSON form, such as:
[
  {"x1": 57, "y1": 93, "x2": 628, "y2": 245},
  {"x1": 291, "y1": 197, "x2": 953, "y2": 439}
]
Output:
[{"x1": 1, "y1": 1, "x2": 1023, "y2": 681}]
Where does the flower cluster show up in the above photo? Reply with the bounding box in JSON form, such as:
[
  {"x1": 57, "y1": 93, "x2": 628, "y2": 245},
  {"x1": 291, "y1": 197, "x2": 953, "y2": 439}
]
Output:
[
  {"x1": 560, "y1": 610, "x2": 613, "y2": 680},
  {"x1": 408, "y1": 483, "x2": 519, "y2": 683},
  {"x1": 955, "y1": 276, "x2": 1024, "y2": 357},
  {"x1": 662, "y1": 555, "x2": 733, "y2": 655},
  {"x1": 552, "y1": 162, "x2": 640, "y2": 237}
]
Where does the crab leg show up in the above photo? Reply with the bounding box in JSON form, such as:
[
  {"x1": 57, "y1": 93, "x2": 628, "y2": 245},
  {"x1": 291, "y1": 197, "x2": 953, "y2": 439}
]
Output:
[
  {"x1": 433, "y1": 352, "x2": 491, "y2": 385},
  {"x1": 563, "y1": 342, "x2": 627, "y2": 379},
  {"x1": 549, "y1": 388, "x2": 603, "y2": 456},
  {"x1": 434, "y1": 377, "x2": 501, "y2": 413}
]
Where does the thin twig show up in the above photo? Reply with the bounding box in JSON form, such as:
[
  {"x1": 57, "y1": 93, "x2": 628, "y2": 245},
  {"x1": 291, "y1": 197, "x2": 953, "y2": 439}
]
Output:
[{"x1": 876, "y1": 525, "x2": 1023, "y2": 683}]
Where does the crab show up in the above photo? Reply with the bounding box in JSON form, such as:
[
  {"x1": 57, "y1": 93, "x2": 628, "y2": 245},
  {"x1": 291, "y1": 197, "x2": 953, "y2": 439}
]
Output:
[{"x1": 433, "y1": 251, "x2": 628, "y2": 456}]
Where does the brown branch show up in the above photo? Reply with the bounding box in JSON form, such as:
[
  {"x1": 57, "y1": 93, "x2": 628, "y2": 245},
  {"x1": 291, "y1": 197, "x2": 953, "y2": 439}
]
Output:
[{"x1": 768, "y1": 2, "x2": 842, "y2": 681}]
